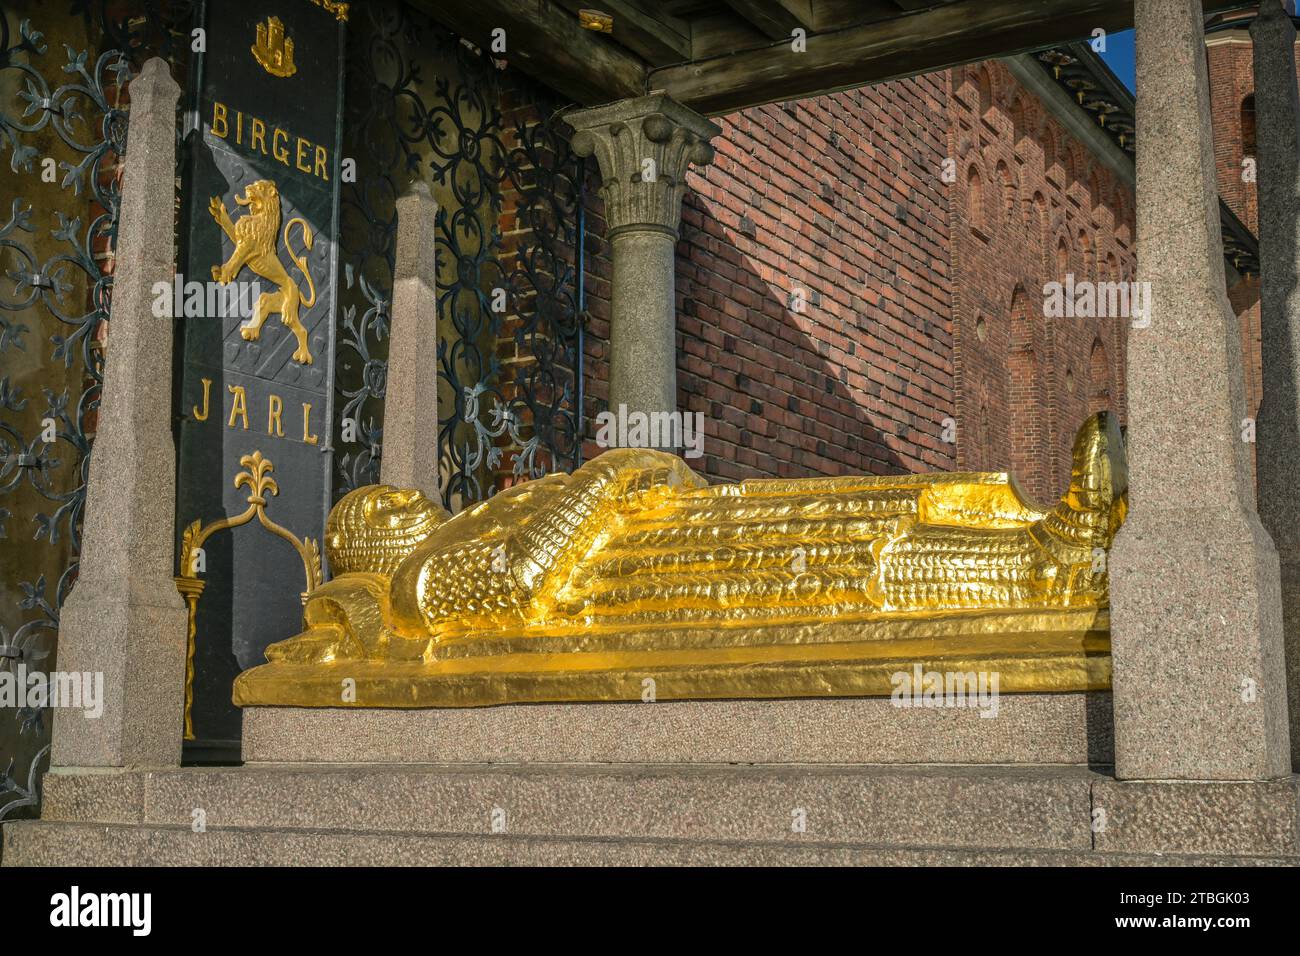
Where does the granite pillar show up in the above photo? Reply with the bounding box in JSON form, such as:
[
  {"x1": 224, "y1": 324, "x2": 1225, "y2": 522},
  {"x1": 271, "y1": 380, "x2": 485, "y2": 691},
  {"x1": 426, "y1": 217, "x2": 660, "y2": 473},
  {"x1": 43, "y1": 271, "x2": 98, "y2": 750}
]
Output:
[
  {"x1": 567, "y1": 94, "x2": 719, "y2": 432},
  {"x1": 51, "y1": 59, "x2": 188, "y2": 768},
  {"x1": 1109, "y1": 0, "x2": 1291, "y2": 780},
  {"x1": 1251, "y1": 0, "x2": 1300, "y2": 769},
  {"x1": 380, "y1": 182, "x2": 440, "y2": 500}
]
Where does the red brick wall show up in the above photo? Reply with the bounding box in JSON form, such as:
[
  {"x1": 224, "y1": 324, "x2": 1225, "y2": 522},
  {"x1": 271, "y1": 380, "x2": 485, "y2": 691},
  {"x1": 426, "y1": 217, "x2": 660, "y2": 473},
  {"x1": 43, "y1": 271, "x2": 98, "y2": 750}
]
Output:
[
  {"x1": 946, "y1": 60, "x2": 1135, "y2": 504},
  {"x1": 1209, "y1": 33, "x2": 1260, "y2": 231},
  {"x1": 579, "y1": 48, "x2": 1257, "y2": 501},
  {"x1": 1207, "y1": 27, "x2": 1275, "y2": 423},
  {"x1": 583, "y1": 76, "x2": 957, "y2": 484}
]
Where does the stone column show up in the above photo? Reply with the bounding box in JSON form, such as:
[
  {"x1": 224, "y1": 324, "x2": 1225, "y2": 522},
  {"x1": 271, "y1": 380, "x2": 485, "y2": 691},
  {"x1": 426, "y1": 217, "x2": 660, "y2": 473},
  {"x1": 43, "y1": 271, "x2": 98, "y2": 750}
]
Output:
[
  {"x1": 1109, "y1": 0, "x2": 1291, "y2": 780},
  {"x1": 51, "y1": 59, "x2": 188, "y2": 768},
  {"x1": 567, "y1": 94, "x2": 719, "y2": 431},
  {"x1": 380, "y1": 182, "x2": 440, "y2": 500},
  {"x1": 1251, "y1": 0, "x2": 1300, "y2": 768}
]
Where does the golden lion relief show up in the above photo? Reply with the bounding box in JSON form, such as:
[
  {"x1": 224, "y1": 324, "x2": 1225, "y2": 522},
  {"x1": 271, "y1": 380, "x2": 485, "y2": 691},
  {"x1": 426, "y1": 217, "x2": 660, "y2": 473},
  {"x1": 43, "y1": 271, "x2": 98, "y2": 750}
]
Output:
[{"x1": 209, "y1": 179, "x2": 317, "y2": 365}]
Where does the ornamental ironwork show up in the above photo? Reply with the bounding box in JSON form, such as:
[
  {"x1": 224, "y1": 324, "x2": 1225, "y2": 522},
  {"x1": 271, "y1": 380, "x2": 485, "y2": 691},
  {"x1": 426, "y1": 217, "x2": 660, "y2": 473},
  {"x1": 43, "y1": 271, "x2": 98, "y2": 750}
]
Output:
[
  {"x1": 0, "y1": 0, "x2": 196, "y2": 824},
  {"x1": 335, "y1": 1, "x2": 585, "y2": 511}
]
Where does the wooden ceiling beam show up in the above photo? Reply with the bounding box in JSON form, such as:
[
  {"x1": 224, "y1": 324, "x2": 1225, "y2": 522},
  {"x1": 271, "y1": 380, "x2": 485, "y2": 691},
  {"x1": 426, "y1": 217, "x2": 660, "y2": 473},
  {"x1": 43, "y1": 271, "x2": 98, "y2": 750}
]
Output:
[
  {"x1": 811, "y1": 0, "x2": 905, "y2": 32},
  {"x1": 719, "y1": 0, "x2": 815, "y2": 41},
  {"x1": 651, "y1": 0, "x2": 1248, "y2": 116},
  {"x1": 550, "y1": 0, "x2": 692, "y2": 66},
  {"x1": 891, "y1": 0, "x2": 956, "y2": 11},
  {"x1": 689, "y1": 12, "x2": 774, "y2": 59},
  {"x1": 411, "y1": 0, "x2": 647, "y2": 105}
]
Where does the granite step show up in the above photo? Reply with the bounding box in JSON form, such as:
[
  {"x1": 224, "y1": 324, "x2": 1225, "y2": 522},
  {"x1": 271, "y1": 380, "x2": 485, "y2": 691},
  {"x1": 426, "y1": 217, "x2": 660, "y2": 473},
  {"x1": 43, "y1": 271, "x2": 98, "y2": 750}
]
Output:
[
  {"x1": 36, "y1": 764, "x2": 1099, "y2": 852},
  {"x1": 14, "y1": 764, "x2": 1299, "y2": 865},
  {"x1": 5, "y1": 819, "x2": 1296, "y2": 867}
]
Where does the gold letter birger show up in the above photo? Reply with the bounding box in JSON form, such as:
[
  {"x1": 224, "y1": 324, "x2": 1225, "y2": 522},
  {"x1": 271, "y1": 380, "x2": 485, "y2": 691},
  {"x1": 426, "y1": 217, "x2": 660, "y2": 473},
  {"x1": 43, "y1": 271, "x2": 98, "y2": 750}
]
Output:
[
  {"x1": 234, "y1": 414, "x2": 1128, "y2": 710},
  {"x1": 207, "y1": 105, "x2": 330, "y2": 183},
  {"x1": 227, "y1": 385, "x2": 249, "y2": 430},
  {"x1": 211, "y1": 102, "x2": 228, "y2": 139},
  {"x1": 273, "y1": 128, "x2": 290, "y2": 166},
  {"x1": 193, "y1": 378, "x2": 212, "y2": 421},
  {"x1": 302, "y1": 402, "x2": 318, "y2": 445},
  {"x1": 296, "y1": 138, "x2": 313, "y2": 174},
  {"x1": 267, "y1": 394, "x2": 284, "y2": 437}
]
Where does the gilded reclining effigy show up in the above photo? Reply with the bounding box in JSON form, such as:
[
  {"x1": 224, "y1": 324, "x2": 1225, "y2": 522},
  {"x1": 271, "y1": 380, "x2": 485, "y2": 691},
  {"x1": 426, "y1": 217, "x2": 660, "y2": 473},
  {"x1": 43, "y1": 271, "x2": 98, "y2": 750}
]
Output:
[{"x1": 233, "y1": 412, "x2": 1126, "y2": 707}]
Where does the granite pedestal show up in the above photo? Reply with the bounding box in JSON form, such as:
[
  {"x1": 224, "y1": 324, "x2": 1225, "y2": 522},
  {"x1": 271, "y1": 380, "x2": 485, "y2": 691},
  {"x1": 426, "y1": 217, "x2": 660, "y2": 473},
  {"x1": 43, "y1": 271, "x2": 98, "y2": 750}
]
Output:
[{"x1": 241, "y1": 693, "x2": 1115, "y2": 765}]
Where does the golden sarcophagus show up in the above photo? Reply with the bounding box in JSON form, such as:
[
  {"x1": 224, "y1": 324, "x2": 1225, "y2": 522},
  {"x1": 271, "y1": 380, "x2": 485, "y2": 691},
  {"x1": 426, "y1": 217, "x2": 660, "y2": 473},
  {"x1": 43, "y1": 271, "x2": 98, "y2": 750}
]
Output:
[{"x1": 233, "y1": 413, "x2": 1125, "y2": 708}]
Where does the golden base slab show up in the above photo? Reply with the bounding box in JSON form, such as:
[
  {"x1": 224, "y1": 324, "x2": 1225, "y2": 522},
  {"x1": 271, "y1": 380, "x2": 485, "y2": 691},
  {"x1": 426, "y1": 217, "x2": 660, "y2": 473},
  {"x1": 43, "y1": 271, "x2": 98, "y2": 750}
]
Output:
[{"x1": 233, "y1": 610, "x2": 1111, "y2": 709}]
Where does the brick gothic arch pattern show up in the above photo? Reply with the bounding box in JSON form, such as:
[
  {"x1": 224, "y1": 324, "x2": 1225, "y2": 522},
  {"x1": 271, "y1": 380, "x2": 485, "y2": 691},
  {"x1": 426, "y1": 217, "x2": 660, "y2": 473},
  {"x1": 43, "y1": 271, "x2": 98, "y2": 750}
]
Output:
[
  {"x1": 946, "y1": 59, "x2": 1137, "y2": 506},
  {"x1": 1061, "y1": 141, "x2": 1081, "y2": 188},
  {"x1": 1087, "y1": 167, "x2": 1105, "y2": 213},
  {"x1": 974, "y1": 64, "x2": 994, "y2": 117},
  {"x1": 1042, "y1": 124, "x2": 1059, "y2": 181},
  {"x1": 1032, "y1": 192, "x2": 1049, "y2": 271},
  {"x1": 997, "y1": 160, "x2": 1016, "y2": 225},
  {"x1": 1007, "y1": 284, "x2": 1048, "y2": 503},
  {"x1": 967, "y1": 164, "x2": 985, "y2": 230},
  {"x1": 978, "y1": 400, "x2": 993, "y2": 471},
  {"x1": 1114, "y1": 191, "x2": 1132, "y2": 245},
  {"x1": 1009, "y1": 95, "x2": 1027, "y2": 144},
  {"x1": 956, "y1": 63, "x2": 977, "y2": 105},
  {"x1": 1089, "y1": 337, "x2": 1111, "y2": 415},
  {"x1": 958, "y1": 308, "x2": 1008, "y2": 474}
]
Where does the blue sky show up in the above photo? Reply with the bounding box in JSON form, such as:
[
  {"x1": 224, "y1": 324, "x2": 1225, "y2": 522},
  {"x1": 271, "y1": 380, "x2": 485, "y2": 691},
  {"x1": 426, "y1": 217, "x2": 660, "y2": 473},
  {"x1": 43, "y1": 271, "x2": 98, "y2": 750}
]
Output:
[{"x1": 1097, "y1": 29, "x2": 1136, "y2": 93}]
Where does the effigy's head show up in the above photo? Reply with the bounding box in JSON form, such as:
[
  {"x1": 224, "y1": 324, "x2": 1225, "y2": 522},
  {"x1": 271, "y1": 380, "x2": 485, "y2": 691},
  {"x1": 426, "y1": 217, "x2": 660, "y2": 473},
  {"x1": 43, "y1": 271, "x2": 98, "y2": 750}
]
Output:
[
  {"x1": 326, "y1": 484, "x2": 450, "y2": 576},
  {"x1": 1067, "y1": 411, "x2": 1128, "y2": 528}
]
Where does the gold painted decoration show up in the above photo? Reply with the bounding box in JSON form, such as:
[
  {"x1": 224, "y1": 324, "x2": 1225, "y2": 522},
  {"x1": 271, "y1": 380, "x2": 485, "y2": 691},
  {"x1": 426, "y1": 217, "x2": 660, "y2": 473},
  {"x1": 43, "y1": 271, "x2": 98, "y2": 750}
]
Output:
[
  {"x1": 309, "y1": 0, "x2": 349, "y2": 21},
  {"x1": 252, "y1": 16, "x2": 296, "y2": 78},
  {"x1": 233, "y1": 413, "x2": 1127, "y2": 709},
  {"x1": 579, "y1": 10, "x2": 615, "y2": 33},
  {"x1": 177, "y1": 452, "x2": 322, "y2": 738},
  {"x1": 209, "y1": 179, "x2": 317, "y2": 364}
]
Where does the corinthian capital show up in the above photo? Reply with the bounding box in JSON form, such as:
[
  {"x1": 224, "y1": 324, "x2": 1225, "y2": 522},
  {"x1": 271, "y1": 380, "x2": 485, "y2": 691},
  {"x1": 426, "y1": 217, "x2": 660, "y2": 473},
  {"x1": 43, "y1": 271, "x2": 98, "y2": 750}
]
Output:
[{"x1": 567, "y1": 93, "x2": 720, "y2": 236}]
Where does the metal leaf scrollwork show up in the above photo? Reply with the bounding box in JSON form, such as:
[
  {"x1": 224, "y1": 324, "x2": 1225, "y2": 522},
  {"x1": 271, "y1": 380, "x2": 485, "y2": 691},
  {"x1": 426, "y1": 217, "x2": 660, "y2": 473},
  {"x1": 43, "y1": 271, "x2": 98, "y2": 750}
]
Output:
[
  {"x1": 0, "y1": 0, "x2": 584, "y2": 825},
  {"x1": 335, "y1": 1, "x2": 584, "y2": 513},
  {"x1": 0, "y1": 0, "x2": 193, "y2": 824}
]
